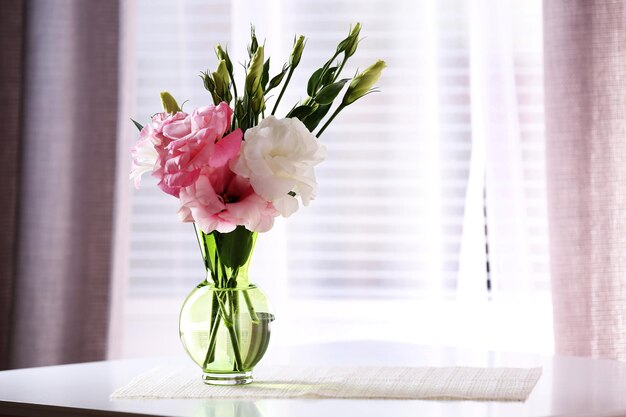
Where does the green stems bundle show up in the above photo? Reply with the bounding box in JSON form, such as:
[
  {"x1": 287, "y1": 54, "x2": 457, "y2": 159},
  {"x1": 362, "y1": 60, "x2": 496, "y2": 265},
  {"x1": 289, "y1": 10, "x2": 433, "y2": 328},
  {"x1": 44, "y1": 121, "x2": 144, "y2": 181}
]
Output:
[{"x1": 194, "y1": 225, "x2": 260, "y2": 372}]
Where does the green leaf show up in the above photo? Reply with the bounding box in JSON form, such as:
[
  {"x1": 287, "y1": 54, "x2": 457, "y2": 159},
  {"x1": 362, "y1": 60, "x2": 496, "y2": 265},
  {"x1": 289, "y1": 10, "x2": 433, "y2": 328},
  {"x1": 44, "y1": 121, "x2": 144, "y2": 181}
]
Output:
[
  {"x1": 130, "y1": 118, "x2": 143, "y2": 131},
  {"x1": 302, "y1": 103, "x2": 332, "y2": 131},
  {"x1": 320, "y1": 66, "x2": 337, "y2": 87},
  {"x1": 314, "y1": 79, "x2": 349, "y2": 105},
  {"x1": 307, "y1": 67, "x2": 324, "y2": 96},
  {"x1": 261, "y1": 58, "x2": 271, "y2": 91},
  {"x1": 288, "y1": 103, "x2": 319, "y2": 120},
  {"x1": 214, "y1": 226, "x2": 255, "y2": 269},
  {"x1": 267, "y1": 63, "x2": 289, "y2": 92},
  {"x1": 285, "y1": 101, "x2": 299, "y2": 117}
]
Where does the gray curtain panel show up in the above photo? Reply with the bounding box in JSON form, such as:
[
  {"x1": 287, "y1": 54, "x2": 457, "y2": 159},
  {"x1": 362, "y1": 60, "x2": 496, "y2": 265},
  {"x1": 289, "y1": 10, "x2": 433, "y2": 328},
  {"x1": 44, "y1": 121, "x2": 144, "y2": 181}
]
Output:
[
  {"x1": 0, "y1": 0, "x2": 26, "y2": 370},
  {"x1": 544, "y1": 0, "x2": 626, "y2": 360},
  {"x1": 0, "y1": 0, "x2": 119, "y2": 369}
]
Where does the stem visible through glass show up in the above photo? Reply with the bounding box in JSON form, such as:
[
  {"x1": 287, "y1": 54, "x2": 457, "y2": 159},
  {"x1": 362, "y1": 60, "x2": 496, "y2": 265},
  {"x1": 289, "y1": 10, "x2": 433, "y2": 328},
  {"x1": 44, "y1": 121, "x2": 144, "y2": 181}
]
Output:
[
  {"x1": 195, "y1": 225, "x2": 259, "y2": 373},
  {"x1": 202, "y1": 292, "x2": 221, "y2": 368}
]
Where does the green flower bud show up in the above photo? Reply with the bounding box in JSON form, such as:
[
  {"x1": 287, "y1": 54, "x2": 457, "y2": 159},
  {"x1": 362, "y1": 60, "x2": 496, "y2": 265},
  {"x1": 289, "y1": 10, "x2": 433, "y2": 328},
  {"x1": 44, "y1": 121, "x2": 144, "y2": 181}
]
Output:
[
  {"x1": 248, "y1": 25, "x2": 258, "y2": 58},
  {"x1": 214, "y1": 44, "x2": 233, "y2": 74},
  {"x1": 246, "y1": 46, "x2": 264, "y2": 95},
  {"x1": 289, "y1": 35, "x2": 306, "y2": 67},
  {"x1": 337, "y1": 22, "x2": 361, "y2": 57},
  {"x1": 160, "y1": 91, "x2": 181, "y2": 113},
  {"x1": 250, "y1": 92, "x2": 265, "y2": 115},
  {"x1": 212, "y1": 60, "x2": 231, "y2": 103},
  {"x1": 235, "y1": 98, "x2": 245, "y2": 118},
  {"x1": 201, "y1": 70, "x2": 215, "y2": 93},
  {"x1": 345, "y1": 22, "x2": 361, "y2": 57},
  {"x1": 342, "y1": 60, "x2": 386, "y2": 106},
  {"x1": 213, "y1": 60, "x2": 228, "y2": 85},
  {"x1": 200, "y1": 71, "x2": 221, "y2": 105}
]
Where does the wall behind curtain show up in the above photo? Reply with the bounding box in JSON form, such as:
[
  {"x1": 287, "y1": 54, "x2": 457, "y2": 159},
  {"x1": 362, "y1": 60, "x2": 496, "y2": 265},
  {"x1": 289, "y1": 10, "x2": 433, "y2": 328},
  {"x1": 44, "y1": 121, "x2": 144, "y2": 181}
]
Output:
[{"x1": 0, "y1": 0, "x2": 119, "y2": 369}]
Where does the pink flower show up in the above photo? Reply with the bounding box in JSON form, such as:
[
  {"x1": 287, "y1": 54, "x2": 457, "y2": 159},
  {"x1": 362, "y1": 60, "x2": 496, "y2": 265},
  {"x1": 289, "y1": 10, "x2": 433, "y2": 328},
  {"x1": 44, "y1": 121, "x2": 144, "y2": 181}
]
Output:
[
  {"x1": 178, "y1": 165, "x2": 278, "y2": 233},
  {"x1": 155, "y1": 103, "x2": 242, "y2": 197},
  {"x1": 129, "y1": 103, "x2": 242, "y2": 197},
  {"x1": 130, "y1": 102, "x2": 279, "y2": 233}
]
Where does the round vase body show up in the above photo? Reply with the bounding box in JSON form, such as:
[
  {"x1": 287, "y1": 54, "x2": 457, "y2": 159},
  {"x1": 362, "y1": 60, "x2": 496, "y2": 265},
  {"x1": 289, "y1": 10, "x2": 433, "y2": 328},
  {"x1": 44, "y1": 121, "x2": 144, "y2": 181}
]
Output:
[{"x1": 179, "y1": 282, "x2": 274, "y2": 385}]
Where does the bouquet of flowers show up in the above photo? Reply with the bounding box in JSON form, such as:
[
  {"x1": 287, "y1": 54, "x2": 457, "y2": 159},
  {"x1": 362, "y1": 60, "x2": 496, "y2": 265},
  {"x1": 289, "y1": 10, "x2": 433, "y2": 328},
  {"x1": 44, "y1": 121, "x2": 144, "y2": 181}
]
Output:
[{"x1": 129, "y1": 23, "x2": 385, "y2": 384}]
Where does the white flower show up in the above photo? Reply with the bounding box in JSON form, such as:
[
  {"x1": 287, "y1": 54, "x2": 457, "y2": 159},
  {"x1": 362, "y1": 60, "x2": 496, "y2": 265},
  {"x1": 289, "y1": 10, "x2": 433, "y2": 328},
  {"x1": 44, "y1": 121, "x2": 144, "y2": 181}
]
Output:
[
  {"x1": 129, "y1": 113, "x2": 168, "y2": 188},
  {"x1": 231, "y1": 116, "x2": 327, "y2": 216},
  {"x1": 129, "y1": 134, "x2": 158, "y2": 188}
]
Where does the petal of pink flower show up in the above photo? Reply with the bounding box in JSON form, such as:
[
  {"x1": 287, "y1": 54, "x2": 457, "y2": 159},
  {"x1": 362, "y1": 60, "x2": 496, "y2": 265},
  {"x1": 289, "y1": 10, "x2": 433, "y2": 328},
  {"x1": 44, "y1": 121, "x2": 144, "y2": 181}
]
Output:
[
  {"x1": 212, "y1": 218, "x2": 238, "y2": 233},
  {"x1": 157, "y1": 179, "x2": 180, "y2": 197},
  {"x1": 162, "y1": 112, "x2": 191, "y2": 140},
  {"x1": 210, "y1": 129, "x2": 243, "y2": 167},
  {"x1": 177, "y1": 205, "x2": 194, "y2": 223},
  {"x1": 222, "y1": 192, "x2": 278, "y2": 232},
  {"x1": 190, "y1": 104, "x2": 232, "y2": 137},
  {"x1": 186, "y1": 132, "x2": 218, "y2": 169},
  {"x1": 193, "y1": 175, "x2": 226, "y2": 214},
  {"x1": 224, "y1": 171, "x2": 251, "y2": 198},
  {"x1": 165, "y1": 169, "x2": 200, "y2": 189}
]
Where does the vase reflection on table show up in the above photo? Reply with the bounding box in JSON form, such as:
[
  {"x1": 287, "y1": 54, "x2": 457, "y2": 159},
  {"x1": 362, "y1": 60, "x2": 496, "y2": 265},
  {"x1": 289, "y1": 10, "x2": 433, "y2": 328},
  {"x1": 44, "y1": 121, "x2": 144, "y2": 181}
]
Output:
[
  {"x1": 194, "y1": 401, "x2": 264, "y2": 417},
  {"x1": 179, "y1": 226, "x2": 274, "y2": 385}
]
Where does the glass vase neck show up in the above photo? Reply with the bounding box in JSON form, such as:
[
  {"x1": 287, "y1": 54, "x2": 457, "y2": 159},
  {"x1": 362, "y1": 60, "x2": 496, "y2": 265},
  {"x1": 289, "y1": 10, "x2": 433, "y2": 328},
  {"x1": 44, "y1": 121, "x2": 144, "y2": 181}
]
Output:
[{"x1": 194, "y1": 225, "x2": 257, "y2": 289}]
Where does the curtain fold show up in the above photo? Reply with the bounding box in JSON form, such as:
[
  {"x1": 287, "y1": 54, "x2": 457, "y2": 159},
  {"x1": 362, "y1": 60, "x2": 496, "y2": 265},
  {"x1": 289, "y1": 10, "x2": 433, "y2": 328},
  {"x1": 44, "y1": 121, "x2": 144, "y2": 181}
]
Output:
[
  {"x1": 544, "y1": 0, "x2": 626, "y2": 360},
  {"x1": 0, "y1": 0, "x2": 26, "y2": 371},
  {"x1": 0, "y1": 0, "x2": 120, "y2": 369}
]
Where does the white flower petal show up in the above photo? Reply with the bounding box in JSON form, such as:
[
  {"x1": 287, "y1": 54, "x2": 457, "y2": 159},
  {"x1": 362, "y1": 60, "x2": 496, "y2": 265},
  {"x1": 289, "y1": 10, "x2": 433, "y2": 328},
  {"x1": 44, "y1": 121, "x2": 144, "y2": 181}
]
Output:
[
  {"x1": 273, "y1": 194, "x2": 300, "y2": 217},
  {"x1": 236, "y1": 116, "x2": 326, "y2": 217}
]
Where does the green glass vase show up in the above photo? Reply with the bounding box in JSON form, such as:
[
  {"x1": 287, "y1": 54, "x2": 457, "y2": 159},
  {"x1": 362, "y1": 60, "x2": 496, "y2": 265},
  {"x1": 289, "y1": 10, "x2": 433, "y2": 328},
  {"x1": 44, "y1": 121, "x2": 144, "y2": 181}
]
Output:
[{"x1": 179, "y1": 225, "x2": 274, "y2": 385}]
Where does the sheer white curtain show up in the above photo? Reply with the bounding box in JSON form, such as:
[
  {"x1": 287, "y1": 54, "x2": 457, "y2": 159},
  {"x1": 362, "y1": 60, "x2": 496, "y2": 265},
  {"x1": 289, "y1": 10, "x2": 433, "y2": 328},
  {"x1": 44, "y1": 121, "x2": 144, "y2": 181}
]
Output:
[
  {"x1": 459, "y1": 0, "x2": 547, "y2": 298},
  {"x1": 457, "y1": 0, "x2": 551, "y2": 350},
  {"x1": 112, "y1": 0, "x2": 552, "y2": 358}
]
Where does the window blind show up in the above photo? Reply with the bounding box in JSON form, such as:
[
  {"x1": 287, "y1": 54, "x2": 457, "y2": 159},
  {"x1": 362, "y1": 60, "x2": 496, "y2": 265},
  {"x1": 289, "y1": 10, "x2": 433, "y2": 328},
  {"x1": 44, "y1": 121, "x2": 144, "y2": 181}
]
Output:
[{"x1": 127, "y1": 0, "x2": 548, "y2": 302}]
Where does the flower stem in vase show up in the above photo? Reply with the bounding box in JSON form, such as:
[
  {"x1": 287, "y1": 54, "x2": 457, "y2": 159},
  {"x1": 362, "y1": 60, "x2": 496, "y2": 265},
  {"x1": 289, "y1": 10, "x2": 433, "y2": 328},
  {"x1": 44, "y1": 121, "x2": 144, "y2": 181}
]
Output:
[
  {"x1": 202, "y1": 292, "x2": 221, "y2": 368},
  {"x1": 243, "y1": 290, "x2": 260, "y2": 323},
  {"x1": 225, "y1": 293, "x2": 244, "y2": 372}
]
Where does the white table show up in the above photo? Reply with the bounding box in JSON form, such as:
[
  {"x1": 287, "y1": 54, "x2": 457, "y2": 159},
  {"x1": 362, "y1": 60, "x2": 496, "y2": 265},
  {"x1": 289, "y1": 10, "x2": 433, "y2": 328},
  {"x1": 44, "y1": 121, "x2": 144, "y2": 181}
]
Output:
[{"x1": 1, "y1": 341, "x2": 626, "y2": 417}]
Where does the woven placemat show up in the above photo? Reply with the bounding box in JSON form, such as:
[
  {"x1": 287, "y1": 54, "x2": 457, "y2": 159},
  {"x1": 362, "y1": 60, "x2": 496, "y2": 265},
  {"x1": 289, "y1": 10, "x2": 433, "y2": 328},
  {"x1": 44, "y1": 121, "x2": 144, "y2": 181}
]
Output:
[{"x1": 111, "y1": 365, "x2": 541, "y2": 401}]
